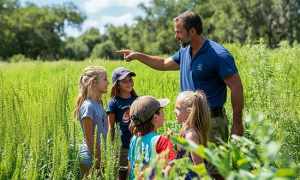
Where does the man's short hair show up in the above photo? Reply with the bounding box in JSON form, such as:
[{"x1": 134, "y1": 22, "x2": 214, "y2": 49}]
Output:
[{"x1": 174, "y1": 11, "x2": 203, "y2": 35}]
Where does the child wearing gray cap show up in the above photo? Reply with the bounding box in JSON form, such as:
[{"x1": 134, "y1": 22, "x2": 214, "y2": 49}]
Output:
[{"x1": 128, "y1": 96, "x2": 176, "y2": 180}]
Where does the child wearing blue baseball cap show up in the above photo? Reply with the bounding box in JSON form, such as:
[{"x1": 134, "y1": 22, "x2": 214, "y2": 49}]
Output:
[{"x1": 107, "y1": 67, "x2": 138, "y2": 180}]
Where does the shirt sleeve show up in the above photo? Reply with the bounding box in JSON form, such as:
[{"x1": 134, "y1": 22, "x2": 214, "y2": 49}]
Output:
[
  {"x1": 106, "y1": 99, "x2": 116, "y2": 113},
  {"x1": 79, "y1": 103, "x2": 95, "y2": 123},
  {"x1": 171, "y1": 50, "x2": 180, "y2": 65},
  {"x1": 217, "y1": 52, "x2": 238, "y2": 79},
  {"x1": 156, "y1": 136, "x2": 176, "y2": 161}
]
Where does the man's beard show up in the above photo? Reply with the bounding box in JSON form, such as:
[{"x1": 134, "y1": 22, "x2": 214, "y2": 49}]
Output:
[
  {"x1": 179, "y1": 36, "x2": 191, "y2": 47},
  {"x1": 180, "y1": 40, "x2": 191, "y2": 47}
]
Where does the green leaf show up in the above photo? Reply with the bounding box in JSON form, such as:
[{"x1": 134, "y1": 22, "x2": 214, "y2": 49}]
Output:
[{"x1": 275, "y1": 168, "x2": 296, "y2": 177}]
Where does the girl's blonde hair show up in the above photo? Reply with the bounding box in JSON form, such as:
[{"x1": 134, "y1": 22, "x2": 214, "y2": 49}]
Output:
[
  {"x1": 177, "y1": 91, "x2": 210, "y2": 146},
  {"x1": 74, "y1": 66, "x2": 106, "y2": 119}
]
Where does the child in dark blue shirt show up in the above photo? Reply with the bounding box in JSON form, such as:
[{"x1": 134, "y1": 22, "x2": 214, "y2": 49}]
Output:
[{"x1": 107, "y1": 67, "x2": 138, "y2": 180}]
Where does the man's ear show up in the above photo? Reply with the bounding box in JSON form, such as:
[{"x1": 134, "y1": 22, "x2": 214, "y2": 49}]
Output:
[{"x1": 190, "y1": 28, "x2": 196, "y2": 36}]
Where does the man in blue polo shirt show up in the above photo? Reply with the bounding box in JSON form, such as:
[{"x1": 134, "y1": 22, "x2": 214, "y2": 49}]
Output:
[{"x1": 116, "y1": 11, "x2": 244, "y2": 140}]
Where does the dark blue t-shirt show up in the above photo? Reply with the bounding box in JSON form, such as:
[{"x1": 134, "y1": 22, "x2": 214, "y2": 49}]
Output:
[
  {"x1": 107, "y1": 96, "x2": 137, "y2": 149},
  {"x1": 172, "y1": 39, "x2": 238, "y2": 108}
]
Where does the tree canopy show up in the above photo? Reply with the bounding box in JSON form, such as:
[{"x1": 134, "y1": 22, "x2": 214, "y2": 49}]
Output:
[{"x1": 1, "y1": 0, "x2": 299, "y2": 61}]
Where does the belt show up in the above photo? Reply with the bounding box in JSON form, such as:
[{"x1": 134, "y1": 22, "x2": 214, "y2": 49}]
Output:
[{"x1": 210, "y1": 107, "x2": 224, "y2": 118}]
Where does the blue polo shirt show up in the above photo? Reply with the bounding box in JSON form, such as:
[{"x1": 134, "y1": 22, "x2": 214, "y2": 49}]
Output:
[{"x1": 172, "y1": 39, "x2": 238, "y2": 108}]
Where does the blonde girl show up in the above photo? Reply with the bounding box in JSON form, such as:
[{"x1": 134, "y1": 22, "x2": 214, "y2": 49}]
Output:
[
  {"x1": 75, "y1": 66, "x2": 109, "y2": 178},
  {"x1": 175, "y1": 90, "x2": 210, "y2": 179}
]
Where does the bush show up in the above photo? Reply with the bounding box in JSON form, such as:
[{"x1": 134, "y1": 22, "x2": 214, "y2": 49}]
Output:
[
  {"x1": 91, "y1": 40, "x2": 118, "y2": 59},
  {"x1": 64, "y1": 40, "x2": 89, "y2": 60},
  {"x1": 9, "y1": 54, "x2": 31, "y2": 63},
  {"x1": 168, "y1": 113, "x2": 300, "y2": 179}
]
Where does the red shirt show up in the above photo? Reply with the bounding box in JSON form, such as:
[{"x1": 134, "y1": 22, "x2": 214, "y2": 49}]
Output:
[{"x1": 155, "y1": 136, "x2": 176, "y2": 161}]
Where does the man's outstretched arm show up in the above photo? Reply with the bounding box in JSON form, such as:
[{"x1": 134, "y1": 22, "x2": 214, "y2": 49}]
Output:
[{"x1": 115, "y1": 50, "x2": 179, "y2": 71}]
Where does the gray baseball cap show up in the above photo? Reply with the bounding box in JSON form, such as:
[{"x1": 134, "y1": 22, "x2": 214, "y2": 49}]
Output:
[{"x1": 130, "y1": 96, "x2": 169, "y2": 125}]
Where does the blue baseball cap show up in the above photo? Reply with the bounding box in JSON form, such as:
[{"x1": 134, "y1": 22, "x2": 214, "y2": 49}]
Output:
[{"x1": 112, "y1": 67, "x2": 136, "y2": 85}]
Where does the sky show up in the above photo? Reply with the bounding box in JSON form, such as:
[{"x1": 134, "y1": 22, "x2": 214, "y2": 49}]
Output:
[{"x1": 20, "y1": 0, "x2": 152, "y2": 37}]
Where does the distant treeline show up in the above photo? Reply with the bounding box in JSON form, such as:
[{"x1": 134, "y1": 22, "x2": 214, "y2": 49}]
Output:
[{"x1": 1, "y1": 0, "x2": 300, "y2": 61}]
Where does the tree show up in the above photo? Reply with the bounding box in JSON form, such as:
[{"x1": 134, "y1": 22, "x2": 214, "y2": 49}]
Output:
[
  {"x1": 0, "y1": 0, "x2": 19, "y2": 58},
  {"x1": 105, "y1": 24, "x2": 130, "y2": 50},
  {"x1": 78, "y1": 27, "x2": 104, "y2": 54},
  {"x1": 64, "y1": 38, "x2": 89, "y2": 60},
  {"x1": 0, "y1": 2, "x2": 85, "y2": 60},
  {"x1": 91, "y1": 40, "x2": 117, "y2": 59},
  {"x1": 1, "y1": 0, "x2": 300, "y2": 60},
  {"x1": 208, "y1": 0, "x2": 300, "y2": 47}
]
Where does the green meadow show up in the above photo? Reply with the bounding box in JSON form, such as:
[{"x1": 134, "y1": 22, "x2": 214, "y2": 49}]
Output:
[{"x1": 1, "y1": 43, "x2": 300, "y2": 179}]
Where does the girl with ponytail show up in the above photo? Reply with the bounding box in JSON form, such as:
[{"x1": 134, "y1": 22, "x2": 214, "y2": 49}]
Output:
[
  {"x1": 174, "y1": 90, "x2": 210, "y2": 179},
  {"x1": 75, "y1": 66, "x2": 109, "y2": 178}
]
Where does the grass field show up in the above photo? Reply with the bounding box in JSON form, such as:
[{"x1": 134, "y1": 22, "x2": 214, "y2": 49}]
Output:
[{"x1": 0, "y1": 43, "x2": 300, "y2": 179}]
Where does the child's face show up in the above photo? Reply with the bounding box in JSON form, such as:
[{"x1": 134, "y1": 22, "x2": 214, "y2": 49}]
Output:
[
  {"x1": 95, "y1": 73, "x2": 109, "y2": 94},
  {"x1": 152, "y1": 108, "x2": 165, "y2": 130},
  {"x1": 118, "y1": 75, "x2": 134, "y2": 93},
  {"x1": 175, "y1": 100, "x2": 190, "y2": 124}
]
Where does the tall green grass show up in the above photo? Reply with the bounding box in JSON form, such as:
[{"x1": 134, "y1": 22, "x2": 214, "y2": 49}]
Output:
[{"x1": 0, "y1": 43, "x2": 299, "y2": 179}]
